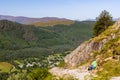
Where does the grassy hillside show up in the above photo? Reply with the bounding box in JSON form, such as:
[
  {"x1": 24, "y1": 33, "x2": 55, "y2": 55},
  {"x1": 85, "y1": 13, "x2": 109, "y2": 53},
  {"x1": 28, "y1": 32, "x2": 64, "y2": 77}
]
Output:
[
  {"x1": 87, "y1": 21, "x2": 120, "y2": 79},
  {"x1": 32, "y1": 20, "x2": 74, "y2": 27},
  {"x1": 0, "y1": 20, "x2": 94, "y2": 62},
  {"x1": 0, "y1": 62, "x2": 14, "y2": 72}
]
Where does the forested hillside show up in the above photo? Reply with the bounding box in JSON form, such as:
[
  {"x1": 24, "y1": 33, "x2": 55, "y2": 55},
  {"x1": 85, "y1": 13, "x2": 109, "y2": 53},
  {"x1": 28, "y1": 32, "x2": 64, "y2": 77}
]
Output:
[
  {"x1": 0, "y1": 20, "x2": 94, "y2": 79},
  {"x1": 0, "y1": 20, "x2": 94, "y2": 62}
]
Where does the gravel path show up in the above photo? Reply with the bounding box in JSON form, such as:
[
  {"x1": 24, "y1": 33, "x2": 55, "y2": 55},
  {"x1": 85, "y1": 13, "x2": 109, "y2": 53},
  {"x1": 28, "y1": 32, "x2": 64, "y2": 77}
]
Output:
[
  {"x1": 110, "y1": 77, "x2": 120, "y2": 80},
  {"x1": 49, "y1": 67, "x2": 90, "y2": 80}
]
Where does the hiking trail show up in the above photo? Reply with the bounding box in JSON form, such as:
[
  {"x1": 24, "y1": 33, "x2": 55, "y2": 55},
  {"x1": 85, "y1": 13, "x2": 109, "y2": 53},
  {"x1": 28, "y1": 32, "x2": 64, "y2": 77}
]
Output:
[{"x1": 49, "y1": 66, "x2": 91, "y2": 80}]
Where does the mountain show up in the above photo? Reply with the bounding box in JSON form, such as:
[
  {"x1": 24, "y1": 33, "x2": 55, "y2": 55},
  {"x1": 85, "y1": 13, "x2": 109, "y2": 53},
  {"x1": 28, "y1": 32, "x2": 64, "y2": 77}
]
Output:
[
  {"x1": 0, "y1": 20, "x2": 94, "y2": 61},
  {"x1": 0, "y1": 15, "x2": 72, "y2": 24},
  {"x1": 0, "y1": 19, "x2": 94, "y2": 79},
  {"x1": 65, "y1": 19, "x2": 120, "y2": 67},
  {"x1": 0, "y1": 18, "x2": 98, "y2": 79},
  {"x1": 63, "y1": 18, "x2": 120, "y2": 79}
]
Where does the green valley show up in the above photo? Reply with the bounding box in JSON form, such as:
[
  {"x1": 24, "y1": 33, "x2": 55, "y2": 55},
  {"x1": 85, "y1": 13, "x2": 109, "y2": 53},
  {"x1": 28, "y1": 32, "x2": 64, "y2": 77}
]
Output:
[
  {"x1": 0, "y1": 20, "x2": 93, "y2": 61},
  {"x1": 0, "y1": 20, "x2": 93, "y2": 79}
]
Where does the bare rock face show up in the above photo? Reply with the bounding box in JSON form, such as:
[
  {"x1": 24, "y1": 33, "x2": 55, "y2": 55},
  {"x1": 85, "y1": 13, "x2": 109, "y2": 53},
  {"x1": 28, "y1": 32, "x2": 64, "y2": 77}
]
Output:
[
  {"x1": 64, "y1": 40, "x2": 103, "y2": 67},
  {"x1": 64, "y1": 19, "x2": 120, "y2": 67}
]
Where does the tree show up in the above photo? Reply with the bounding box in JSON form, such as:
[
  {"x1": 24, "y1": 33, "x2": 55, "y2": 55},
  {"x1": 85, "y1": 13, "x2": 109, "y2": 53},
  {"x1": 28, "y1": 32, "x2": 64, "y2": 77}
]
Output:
[
  {"x1": 93, "y1": 10, "x2": 114, "y2": 36},
  {"x1": 0, "y1": 72, "x2": 9, "y2": 80},
  {"x1": 28, "y1": 68, "x2": 52, "y2": 80}
]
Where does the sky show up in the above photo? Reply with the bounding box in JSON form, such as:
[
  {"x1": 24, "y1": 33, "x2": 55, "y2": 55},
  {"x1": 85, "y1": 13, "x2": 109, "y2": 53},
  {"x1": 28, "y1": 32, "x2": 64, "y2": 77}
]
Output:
[{"x1": 0, "y1": 0, "x2": 120, "y2": 20}]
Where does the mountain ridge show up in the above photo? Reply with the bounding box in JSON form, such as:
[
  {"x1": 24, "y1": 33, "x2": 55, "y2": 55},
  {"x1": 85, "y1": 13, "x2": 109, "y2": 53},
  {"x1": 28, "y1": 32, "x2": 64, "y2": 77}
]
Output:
[
  {"x1": 0, "y1": 15, "x2": 72, "y2": 24},
  {"x1": 31, "y1": 20, "x2": 74, "y2": 27}
]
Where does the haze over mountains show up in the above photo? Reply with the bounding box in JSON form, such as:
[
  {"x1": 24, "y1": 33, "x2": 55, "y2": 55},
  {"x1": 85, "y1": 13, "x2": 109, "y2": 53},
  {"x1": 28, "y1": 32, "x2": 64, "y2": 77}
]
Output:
[{"x1": 0, "y1": 15, "x2": 73, "y2": 24}]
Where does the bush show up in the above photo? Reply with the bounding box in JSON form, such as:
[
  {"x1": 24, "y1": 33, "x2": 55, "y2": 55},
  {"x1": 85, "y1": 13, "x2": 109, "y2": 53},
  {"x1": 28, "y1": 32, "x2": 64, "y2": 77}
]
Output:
[
  {"x1": 28, "y1": 68, "x2": 53, "y2": 80},
  {"x1": 58, "y1": 61, "x2": 67, "y2": 67}
]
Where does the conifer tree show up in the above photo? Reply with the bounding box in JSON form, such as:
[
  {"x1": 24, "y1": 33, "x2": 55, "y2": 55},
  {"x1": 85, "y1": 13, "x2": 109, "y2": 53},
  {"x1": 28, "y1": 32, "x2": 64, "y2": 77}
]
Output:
[{"x1": 93, "y1": 10, "x2": 114, "y2": 36}]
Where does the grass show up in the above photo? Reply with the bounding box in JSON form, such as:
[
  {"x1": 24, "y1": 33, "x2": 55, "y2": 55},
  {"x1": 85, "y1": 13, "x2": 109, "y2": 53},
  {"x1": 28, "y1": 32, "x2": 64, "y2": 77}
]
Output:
[
  {"x1": 58, "y1": 61, "x2": 67, "y2": 67},
  {"x1": 0, "y1": 62, "x2": 14, "y2": 72},
  {"x1": 92, "y1": 60, "x2": 120, "y2": 80},
  {"x1": 86, "y1": 21, "x2": 120, "y2": 80},
  {"x1": 93, "y1": 25, "x2": 116, "y2": 42},
  {"x1": 31, "y1": 20, "x2": 75, "y2": 27},
  {"x1": 14, "y1": 60, "x2": 24, "y2": 65}
]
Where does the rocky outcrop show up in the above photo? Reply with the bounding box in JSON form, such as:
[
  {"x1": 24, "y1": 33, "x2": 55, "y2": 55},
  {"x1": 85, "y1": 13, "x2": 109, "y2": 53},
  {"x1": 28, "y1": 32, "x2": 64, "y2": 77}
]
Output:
[{"x1": 64, "y1": 19, "x2": 120, "y2": 67}]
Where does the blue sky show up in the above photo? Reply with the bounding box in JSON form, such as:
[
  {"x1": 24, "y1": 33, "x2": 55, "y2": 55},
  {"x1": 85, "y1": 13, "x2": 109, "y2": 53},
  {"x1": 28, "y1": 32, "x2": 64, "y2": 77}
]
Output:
[{"x1": 0, "y1": 0, "x2": 120, "y2": 20}]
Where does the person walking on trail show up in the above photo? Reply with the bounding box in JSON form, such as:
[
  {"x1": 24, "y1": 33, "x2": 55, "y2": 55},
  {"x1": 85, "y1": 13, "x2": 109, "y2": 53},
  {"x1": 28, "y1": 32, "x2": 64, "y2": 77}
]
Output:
[{"x1": 88, "y1": 60, "x2": 97, "y2": 71}]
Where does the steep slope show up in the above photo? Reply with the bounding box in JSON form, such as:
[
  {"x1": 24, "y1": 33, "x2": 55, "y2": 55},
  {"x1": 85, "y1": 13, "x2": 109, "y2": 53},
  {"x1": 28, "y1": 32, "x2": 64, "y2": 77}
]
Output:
[
  {"x1": 64, "y1": 19, "x2": 120, "y2": 67},
  {"x1": 45, "y1": 21, "x2": 94, "y2": 47}
]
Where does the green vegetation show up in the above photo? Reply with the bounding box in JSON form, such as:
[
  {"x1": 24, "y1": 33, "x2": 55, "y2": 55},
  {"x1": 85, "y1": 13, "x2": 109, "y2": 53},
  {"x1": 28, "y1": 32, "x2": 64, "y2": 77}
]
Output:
[
  {"x1": 44, "y1": 21, "x2": 94, "y2": 47},
  {"x1": 6, "y1": 67, "x2": 78, "y2": 80},
  {"x1": 0, "y1": 20, "x2": 94, "y2": 79},
  {"x1": 0, "y1": 62, "x2": 13, "y2": 72},
  {"x1": 0, "y1": 53, "x2": 65, "y2": 80},
  {"x1": 28, "y1": 68, "x2": 52, "y2": 80},
  {"x1": 93, "y1": 10, "x2": 114, "y2": 36},
  {"x1": 98, "y1": 36, "x2": 120, "y2": 59},
  {"x1": 0, "y1": 72, "x2": 9, "y2": 80},
  {"x1": 92, "y1": 60, "x2": 120, "y2": 80},
  {"x1": 91, "y1": 20, "x2": 120, "y2": 79},
  {"x1": 0, "y1": 20, "x2": 93, "y2": 61},
  {"x1": 58, "y1": 61, "x2": 67, "y2": 67}
]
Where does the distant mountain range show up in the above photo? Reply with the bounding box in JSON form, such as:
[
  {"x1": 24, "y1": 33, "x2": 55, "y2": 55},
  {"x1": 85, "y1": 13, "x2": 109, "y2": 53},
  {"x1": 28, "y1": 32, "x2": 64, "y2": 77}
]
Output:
[
  {"x1": 0, "y1": 15, "x2": 72, "y2": 24},
  {"x1": 0, "y1": 15, "x2": 118, "y2": 25}
]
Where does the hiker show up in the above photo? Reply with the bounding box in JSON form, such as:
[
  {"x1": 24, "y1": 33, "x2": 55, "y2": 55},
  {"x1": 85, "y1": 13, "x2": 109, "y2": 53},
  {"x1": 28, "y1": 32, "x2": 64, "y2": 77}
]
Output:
[{"x1": 88, "y1": 60, "x2": 97, "y2": 71}]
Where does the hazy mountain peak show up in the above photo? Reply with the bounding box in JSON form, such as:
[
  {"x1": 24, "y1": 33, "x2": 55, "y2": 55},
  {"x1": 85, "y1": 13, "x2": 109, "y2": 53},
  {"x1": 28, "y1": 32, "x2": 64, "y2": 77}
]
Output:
[{"x1": 0, "y1": 15, "x2": 72, "y2": 24}]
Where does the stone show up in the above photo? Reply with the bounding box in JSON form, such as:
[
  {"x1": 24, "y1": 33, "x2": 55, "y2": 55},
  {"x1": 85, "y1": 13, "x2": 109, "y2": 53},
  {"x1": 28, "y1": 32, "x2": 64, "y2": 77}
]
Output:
[{"x1": 64, "y1": 19, "x2": 120, "y2": 67}]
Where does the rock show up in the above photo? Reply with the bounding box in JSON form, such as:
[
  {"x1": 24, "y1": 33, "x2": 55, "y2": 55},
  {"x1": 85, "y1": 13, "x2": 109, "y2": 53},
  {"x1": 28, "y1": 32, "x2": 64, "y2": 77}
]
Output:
[
  {"x1": 104, "y1": 57, "x2": 113, "y2": 61},
  {"x1": 110, "y1": 77, "x2": 120, "y2": 80},
  {"x1": 64, "y1": 19, "x2": 120, "y2": 67},
  {"x1": 49, "y1": 67, "x2": 90, "y2": 80}
]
